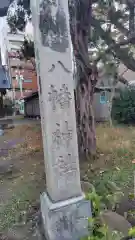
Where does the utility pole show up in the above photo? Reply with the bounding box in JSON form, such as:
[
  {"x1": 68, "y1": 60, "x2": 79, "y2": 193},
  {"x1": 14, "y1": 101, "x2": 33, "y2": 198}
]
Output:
[{"x1": 15, "y1": 69, "x2": 24, "y2": 99}]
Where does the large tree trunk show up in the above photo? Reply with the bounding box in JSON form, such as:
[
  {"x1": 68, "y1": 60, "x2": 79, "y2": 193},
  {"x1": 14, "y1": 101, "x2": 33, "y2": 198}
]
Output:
[
  {"x1": 69, "y1": 0, "x2": 98, "y2": 159},
  {"x1": 75, "y1": 72, "x2": 97, "y2": 158},
  {"x1": 128, "y1": 0, "x2": 135, "y2": 33}
]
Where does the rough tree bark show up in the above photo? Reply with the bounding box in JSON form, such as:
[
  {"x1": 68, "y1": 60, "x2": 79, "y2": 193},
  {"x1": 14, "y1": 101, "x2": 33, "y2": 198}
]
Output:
[
  {"x1": 109, "y1": 74, "x2": 118, "y2": 127},
  {"x1": 69, "y1": 0, "x2": 98, "y2": 159},
  {"x1": 127, "y1": 0, "x2": 135, "y2": 33}
]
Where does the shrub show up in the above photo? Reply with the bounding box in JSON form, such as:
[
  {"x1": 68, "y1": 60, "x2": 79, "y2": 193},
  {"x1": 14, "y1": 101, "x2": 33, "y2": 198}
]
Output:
[
  {"x1": 83, "y1": 185, "x2": 135, "y2": 240},
  {"x1": 83, "y1": 185, "x2": 124, "y2": 240},
  {"x1": 112, "y1": 87, "x2": 135, "y2": 124}
]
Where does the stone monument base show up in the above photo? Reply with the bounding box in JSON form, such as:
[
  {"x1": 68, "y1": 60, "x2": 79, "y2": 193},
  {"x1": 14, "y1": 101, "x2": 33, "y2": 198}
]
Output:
[{"x1": 40, "y1": 192, "x2": 92, "y2": 240}]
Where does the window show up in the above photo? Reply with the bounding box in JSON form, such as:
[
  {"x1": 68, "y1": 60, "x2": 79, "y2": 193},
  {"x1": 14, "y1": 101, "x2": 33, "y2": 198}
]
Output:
[
  {"x1": 100, "y1": 91, "x2": 107, "y2": 104},
  {"x1": 24, "y1": 79, "x2": 32, "y2": 83}
]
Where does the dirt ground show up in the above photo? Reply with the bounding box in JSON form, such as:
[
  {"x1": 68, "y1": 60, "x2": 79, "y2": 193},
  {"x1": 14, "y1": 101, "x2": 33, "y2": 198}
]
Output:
[{"x1": 0, "y1": 123, "x2": 45, "y2": 238}]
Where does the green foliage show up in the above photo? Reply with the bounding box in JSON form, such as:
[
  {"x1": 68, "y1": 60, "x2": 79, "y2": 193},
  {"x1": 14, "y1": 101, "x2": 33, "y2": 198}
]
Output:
[
  {"x1": 128, "y1": 227, "x2": 135, "y2": 237},
  {"x1": 81, "y1": 184, "x2": 135, "y2": 240},
  {"x1": 82, "y1": 186, "x2": 124, "y2": 240},
  {"x1": 7, "y1": 0, "x2": 31, "y2": 32},
  {"x1": 6, "y1": 0, "x2": 135, "y2": 90},
  {"x1": 112, "y1": 87, "x2": 135, "y2": 124},
  {"x1": 7, "y1": 7, "x2": 26, "y2": 33},
  {"x1": 17, "y1": 0, "x2": 30, "y2": 13},
  {"x1": 20, "y1": 38, "x2": 35, "y2": 60}
]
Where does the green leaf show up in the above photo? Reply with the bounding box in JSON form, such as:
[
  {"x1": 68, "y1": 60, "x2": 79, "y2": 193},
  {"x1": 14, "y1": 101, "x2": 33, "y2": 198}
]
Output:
[{"x1": 129, "y1": 227, "x2": 135, "y2": 237}]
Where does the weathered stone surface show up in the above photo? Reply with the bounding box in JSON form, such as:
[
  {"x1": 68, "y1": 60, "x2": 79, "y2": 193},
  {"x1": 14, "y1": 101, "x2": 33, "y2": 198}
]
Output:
[
  {"x1": 31, "y1": 0, "x2": 92, "y2": 239},
  {"x1": 101, "y1": 210, "x2": 132, "y2": 236},
  {"x1": 116, "y1": 196, "x2": 135, "y2": 216},
  {"x1": 31, "y1": 0, "x2": 82, "y2": 203},
  {"x1": 41, "y1": 192, "x2": 91, "y2": 240},
  {"x1": 115, "y1": 195, "x2": 135, "y2": 226},
  {"x1": 81, "y1": 181, "x2": 94, "y2": 193}
]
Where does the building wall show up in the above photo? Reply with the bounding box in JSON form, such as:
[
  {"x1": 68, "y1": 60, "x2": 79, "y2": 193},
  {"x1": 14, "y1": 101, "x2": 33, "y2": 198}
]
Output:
[
  {"x1": 23, "y1": 91, "x2": 111, "y2": 121},
  {"x1": 24, "y1": 97, "x2": 40, "y2": 117},
  {"x1": 23, "y1": 72, "x2": 38, "y2": 90},
  {"x1": 7, "y1": 32, "x2": 24, "y2": 51},
  {"x1": 7, "y1": 32, "x2": 38, "y2": 94},
  {"x1": 11, "y1": 66, "x2": 38, "y2": 91},
  {"x1": 93, "y1": 91, "x2": 111, "y2": 122}
]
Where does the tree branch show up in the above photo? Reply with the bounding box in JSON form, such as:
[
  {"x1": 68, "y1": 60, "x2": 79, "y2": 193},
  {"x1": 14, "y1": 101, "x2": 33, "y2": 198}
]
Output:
[
  {"x1": 91, "y1": 17, "x2": 135, "y2": 72},
  {"x1": 118, "y1": 75, "x2": 128, "y2": 85}
]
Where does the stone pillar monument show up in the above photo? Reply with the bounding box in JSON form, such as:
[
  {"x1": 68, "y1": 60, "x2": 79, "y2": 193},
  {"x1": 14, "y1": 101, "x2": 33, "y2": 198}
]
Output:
[{"x1": 31, "y1": 0, "x2": 91, "y2": 239}]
